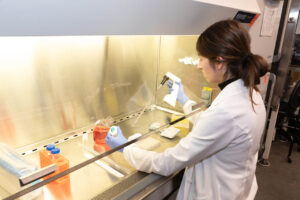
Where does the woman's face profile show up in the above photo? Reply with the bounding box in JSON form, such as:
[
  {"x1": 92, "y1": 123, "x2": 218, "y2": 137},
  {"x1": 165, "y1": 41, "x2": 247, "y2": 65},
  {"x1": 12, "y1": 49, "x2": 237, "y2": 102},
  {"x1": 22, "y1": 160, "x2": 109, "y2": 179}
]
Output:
[{"x1": 197, "y1": 55, "x2": 224, "y2": 83}]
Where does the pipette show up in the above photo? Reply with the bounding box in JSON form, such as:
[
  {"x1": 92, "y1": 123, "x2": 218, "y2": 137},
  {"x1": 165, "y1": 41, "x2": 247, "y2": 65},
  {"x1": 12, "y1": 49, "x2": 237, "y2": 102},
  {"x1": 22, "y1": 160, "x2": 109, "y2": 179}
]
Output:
[{"x1": 157, "y1": 75, "x2": 169, "y2": 89}]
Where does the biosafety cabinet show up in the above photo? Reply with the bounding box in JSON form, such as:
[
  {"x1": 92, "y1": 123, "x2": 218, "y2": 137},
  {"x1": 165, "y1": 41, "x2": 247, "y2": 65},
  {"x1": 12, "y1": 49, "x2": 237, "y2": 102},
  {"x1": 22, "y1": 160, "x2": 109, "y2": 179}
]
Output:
[{"x1": 0, "y1": 0, "x2": 280, "y2": 199}]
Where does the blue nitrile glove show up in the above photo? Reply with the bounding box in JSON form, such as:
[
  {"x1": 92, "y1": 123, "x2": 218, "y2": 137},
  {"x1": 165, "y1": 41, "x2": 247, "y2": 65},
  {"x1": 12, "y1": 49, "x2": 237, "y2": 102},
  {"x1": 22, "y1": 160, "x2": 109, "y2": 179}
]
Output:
[
  {"x1": 105, "y1": 126, "x2": 128, "y2": 152},
  {"x1": 167, "y1": 80, "x2": 189, "y2": 105}
]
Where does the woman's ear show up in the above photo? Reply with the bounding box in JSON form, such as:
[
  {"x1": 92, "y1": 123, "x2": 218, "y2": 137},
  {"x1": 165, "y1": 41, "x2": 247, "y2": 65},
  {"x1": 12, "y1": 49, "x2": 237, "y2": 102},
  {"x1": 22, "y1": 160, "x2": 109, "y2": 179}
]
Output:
[
  {"x1": 215, "y1": 56, "x2": 225, "y2": 71},
  {"x1": 216, "y1": 56, "x2": 224, "y2": 62}
]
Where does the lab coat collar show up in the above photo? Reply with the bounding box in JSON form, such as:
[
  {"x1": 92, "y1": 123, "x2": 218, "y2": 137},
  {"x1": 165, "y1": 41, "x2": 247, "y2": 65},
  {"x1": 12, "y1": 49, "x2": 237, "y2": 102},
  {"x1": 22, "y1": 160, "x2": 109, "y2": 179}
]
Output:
[
  {"x1": 211, "y1": 79, "x2": 247, "y2": 108},
  {"x1": 218, "y1": 78, "x2": 239, "y2": 90}
]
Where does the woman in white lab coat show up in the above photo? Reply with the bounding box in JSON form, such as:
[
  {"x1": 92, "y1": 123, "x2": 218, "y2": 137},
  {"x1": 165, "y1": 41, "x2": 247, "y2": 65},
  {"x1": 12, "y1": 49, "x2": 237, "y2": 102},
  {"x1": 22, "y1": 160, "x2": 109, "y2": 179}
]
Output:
[{"x1": 105, "y1": 20, "x2": 268, "y2": 200}]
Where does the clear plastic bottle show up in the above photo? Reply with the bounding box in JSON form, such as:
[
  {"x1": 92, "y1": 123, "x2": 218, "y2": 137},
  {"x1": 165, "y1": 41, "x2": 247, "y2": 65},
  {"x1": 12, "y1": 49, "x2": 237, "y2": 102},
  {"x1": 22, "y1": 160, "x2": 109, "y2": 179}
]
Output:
[
  {"x1": 51, "y1": 148, "x2": 60, "y2": 160},
  {"x1": 47, "y1": 147, "x2": 71, "y2": 199},
  {"x1": 39, "y1": 144, "x2": 56, "y2": 168},
  {"x1": 93, "y1": 125, "x2": 110, "y2": 152}
]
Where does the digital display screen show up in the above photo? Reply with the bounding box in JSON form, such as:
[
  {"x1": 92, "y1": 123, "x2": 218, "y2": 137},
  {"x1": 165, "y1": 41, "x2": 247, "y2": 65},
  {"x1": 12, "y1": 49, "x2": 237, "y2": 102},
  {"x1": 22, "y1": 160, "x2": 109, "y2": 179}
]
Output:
[{"x1": 234, "y1": 11, "x2": 257, "y2": 24}]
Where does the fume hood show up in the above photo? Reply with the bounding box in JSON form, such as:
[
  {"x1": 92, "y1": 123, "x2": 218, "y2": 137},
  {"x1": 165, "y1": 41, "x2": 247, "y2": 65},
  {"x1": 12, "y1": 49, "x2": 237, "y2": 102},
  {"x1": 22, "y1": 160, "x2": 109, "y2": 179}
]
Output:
[{"x1": 0, "y1": 0, "x2": 268, "y2": 199}]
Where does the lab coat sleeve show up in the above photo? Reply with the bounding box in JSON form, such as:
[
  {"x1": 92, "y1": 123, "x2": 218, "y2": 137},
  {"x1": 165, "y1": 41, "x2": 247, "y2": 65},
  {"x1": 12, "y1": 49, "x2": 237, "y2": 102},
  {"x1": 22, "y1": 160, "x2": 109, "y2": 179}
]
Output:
[
  {"x1": 123, "y1": 107, "x2": 238, "y2": 176},
  {"x1": 182, "y1": 99, "x2": 198, "y2": 124}
]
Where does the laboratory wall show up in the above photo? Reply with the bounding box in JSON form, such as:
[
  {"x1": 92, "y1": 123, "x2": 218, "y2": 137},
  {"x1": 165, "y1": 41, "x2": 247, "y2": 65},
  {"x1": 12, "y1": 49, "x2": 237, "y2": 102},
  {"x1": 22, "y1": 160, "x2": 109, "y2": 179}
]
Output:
[
  {"x1": 0, "y1": 35, "x2": 207, "y2": 148},
  {"x1": 249, "y1": 0, "x2": 284, "y2": 64}
]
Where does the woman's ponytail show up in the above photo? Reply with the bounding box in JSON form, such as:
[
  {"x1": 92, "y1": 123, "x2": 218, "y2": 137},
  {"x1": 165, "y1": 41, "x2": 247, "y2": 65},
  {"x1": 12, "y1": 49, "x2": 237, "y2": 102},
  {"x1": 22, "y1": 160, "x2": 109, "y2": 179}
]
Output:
[
  {"x1": 242, "y1": 54, "x2": 268, "y2": 86},
  {"x1": 242, "y1": 54, "x2": 268, "y2": 108}
]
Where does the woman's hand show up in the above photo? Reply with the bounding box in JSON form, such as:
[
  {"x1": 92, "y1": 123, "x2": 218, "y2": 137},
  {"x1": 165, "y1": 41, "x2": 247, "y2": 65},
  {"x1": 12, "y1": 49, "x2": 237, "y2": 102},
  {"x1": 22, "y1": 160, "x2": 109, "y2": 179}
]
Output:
[
  {"x1": 105, "y1": 126, "x2": 128, "y2": 152},
  {"x1": 167, "y1": 80, "x2": 189, "y2": 105}
]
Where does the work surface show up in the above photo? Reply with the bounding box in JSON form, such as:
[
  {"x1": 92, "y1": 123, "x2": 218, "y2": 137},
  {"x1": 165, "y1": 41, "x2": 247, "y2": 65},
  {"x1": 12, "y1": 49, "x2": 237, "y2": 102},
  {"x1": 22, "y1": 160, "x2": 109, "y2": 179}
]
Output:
[{"x1": 1, "y1": 107, "x2": 190, "y2": 200}]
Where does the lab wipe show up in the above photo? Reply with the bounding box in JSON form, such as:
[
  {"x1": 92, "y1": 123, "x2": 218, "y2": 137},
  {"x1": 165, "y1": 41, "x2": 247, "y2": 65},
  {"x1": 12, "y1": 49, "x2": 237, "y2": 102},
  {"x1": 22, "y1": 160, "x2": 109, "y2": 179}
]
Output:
[{"x1": 0, "y1": 143, "x2": 43, "y2": 200}]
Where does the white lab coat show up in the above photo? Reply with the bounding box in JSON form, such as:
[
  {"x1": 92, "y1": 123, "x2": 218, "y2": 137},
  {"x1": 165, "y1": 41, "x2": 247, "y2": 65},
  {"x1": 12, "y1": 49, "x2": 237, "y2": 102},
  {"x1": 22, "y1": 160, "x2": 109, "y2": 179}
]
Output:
[{"x1": 123, "y1": 79, "x2": 266, "y2": 200}]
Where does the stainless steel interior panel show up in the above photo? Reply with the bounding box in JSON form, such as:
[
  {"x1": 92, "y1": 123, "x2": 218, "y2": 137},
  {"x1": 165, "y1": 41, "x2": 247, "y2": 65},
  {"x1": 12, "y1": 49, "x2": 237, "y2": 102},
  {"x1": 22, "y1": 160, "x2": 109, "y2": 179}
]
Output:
[
  {"x1": 0, "y1": 36, "x2": 159, "y2": 148},
  {"x1": 156, "y1": 36, "x2": 220, "y2": 111},
  {"x1": 103, "y1": 36, "x2": 160, "y2": 116},
  {"x1": 0, "y1": 36, "x2": 107, "y2": 148}
]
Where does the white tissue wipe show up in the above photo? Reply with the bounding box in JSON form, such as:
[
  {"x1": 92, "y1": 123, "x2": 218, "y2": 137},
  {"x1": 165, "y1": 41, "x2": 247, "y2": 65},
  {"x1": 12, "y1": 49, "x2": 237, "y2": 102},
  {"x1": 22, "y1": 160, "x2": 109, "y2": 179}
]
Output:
[{"x1": 160, "y1": 126, "x2": 181, "y2": 139}]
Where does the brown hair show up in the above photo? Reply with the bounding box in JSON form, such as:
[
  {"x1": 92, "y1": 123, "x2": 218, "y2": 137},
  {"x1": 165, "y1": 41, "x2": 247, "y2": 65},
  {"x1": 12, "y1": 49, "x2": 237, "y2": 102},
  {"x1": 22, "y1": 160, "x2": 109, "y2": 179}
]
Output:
[{"x1": 196, "y1": 20, "x2": 268, "y2": 107}]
